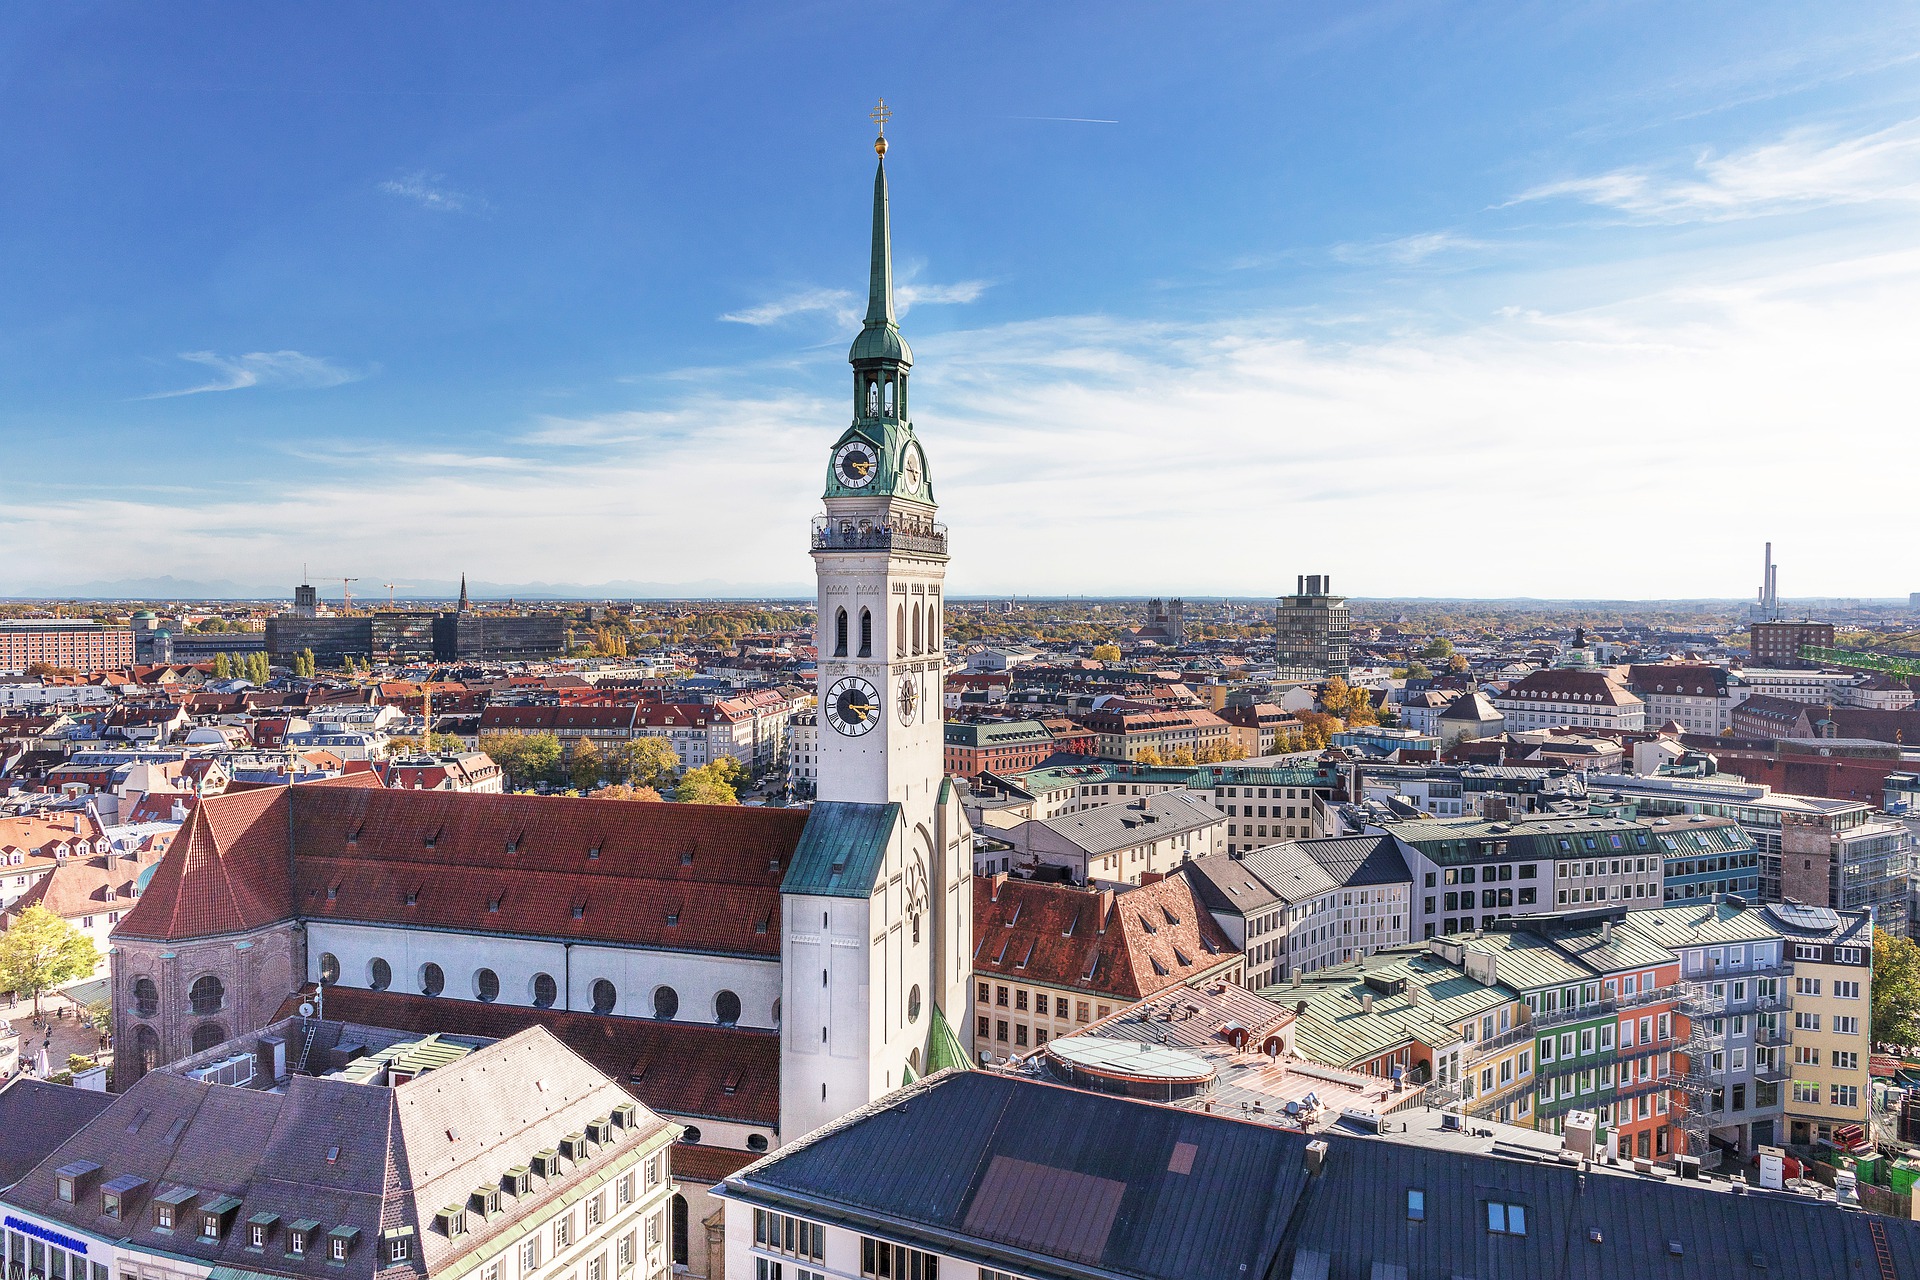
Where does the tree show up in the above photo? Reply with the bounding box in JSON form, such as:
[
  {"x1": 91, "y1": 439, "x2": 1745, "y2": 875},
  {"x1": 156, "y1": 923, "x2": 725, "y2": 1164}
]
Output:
[
  {"x1": 591, "y1": 783, "x2": 664, "y2": 802},
  {"x1": 1296, "y1": 711, "x2": 1341, "y2": 750},
  {"x1": 709, "y1": 755, "x2": 752, "y2": 790},
  {"x1": 480, "y1": 732, "x2": 562, "y2": 789},
  {"x1": 211, "y1": 652, "x2": 232, "y2": 681},
  {"x1": 1091, "y1": 643, "x2": 1121, "y2": 663},
  {"x1": 569, "y1": 738, "x2": 606, "y2": 792},
  {"x1": 1165, "y1": 746, "x2": 1197, "y2": 767},
  {"x1": 246, "y1": 651, "x2": 270, "y2": 684},
  {"x1": 388, "y1": 732, "x2": 466, "y2": 756},
  {"x1": 1404, "y1": 661, "x2": 1432, "y2": 680},
  {"x1": 1133, "y1": 744, "x2": 1164, "y2": 766},
  {"x1": 1874, "y1": 928, "x2": 1920, "y2": 1044},
  {"x1": 674, "y1": 763, "x2": 740, "y2": 805},
  {"x1": 1420, "y1": 637, "x2": 1454, "y2": 661},
  {"x1": 613, "y1": 738, "x2": 682, "y2": 790},
  {"x1": 479, "y1": 733, "x2": 525, "y2": 783},
  {"x1": 519, "y1": 733, "x2": 564, "y2": 786},
  {"x1": 0, "y1": 905, "x2": 101, "y2": 1016},
  {"x1": 1448, "y1": 654, "x2": 1470, "y2": 673}
]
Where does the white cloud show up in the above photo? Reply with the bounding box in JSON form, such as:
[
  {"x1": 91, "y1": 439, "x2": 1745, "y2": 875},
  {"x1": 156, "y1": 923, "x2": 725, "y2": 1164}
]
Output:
[
  {"x1": 896, "y1": 279, "x2": 990, "y2": 310},
  {"x1": 378, "y1": 171, "x2": 484, "y2": 213},
  {"x1": 1332, "y1": 231, "x2": 1489, "y2": 266},
  {"x1": 721, "y1": 288, "x2": 858, "y2": 327},
  {"x1": 140, "y1": 350, "x2": 364, "y2": 399},
  {"x1": 1514, "y1": 120, "x2": 1920, "y2": 221}
]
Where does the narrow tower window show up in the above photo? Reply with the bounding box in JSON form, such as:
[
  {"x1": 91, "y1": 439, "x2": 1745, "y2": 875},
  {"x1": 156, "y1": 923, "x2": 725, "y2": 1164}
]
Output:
[
  {"x1": 896, "y1": 603, "x2": 906, "y2": 657},
  {"x1": 883, "y1": 378, "x2": 895, "y2": 416},
  {"x1": 835, "y1": 609, "x2": 848, "y2": 657},
  {"x1": 867, "y1": 379, "x2": 880, "y2": 416},
  {"x1": 859, "y1": 609, "x2": 873, "y2": 657},
  {"x1": 912, "y1": 603, "x2": 923, "y2": 655}
]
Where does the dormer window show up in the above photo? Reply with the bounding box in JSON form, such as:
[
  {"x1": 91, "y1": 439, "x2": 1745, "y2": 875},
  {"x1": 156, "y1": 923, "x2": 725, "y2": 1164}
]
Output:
[
  {"x1": 560, "y1": 1134, "x2": 589, "y2": 1161},
  {"x1": 505, "y1": 1167, "x2": 532, "y2": 1197},
  {"x1": 586, "y1": 1118, "x2": 612, "y2": 1144},
  {"x1": 287, "y1": 1221, "x2": 318, "y2": 1258},
  {"x1": 55, "y1": 1160, "x2": 99, "y2": 1203},
  {"x1": 384, "y1": 1227, "x2": 414, "y2": 1261},
  {"x1": 329, "y1": 1226, "x2": 359, "y2": 1261},
  {"x1": 612, "y1": 1102, "x2": 638, "y2": 1130},
  {"x1": 101, "y1": 1175, "x2": 145, "y2": 1221},
  {"x1": 248, "y1": 1212, "x2": 280, "y2": 1249},
  {"x1": 532, "y1": 1149, "x2": 563, "y2": 1178},
  {"x1": 201, "y1": 1196, "x2": 242, "y2": 1240}
]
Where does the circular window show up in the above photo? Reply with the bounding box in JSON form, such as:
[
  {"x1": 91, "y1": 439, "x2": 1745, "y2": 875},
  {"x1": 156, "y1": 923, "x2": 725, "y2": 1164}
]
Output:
[
  {"x1": 591, "y1": 979, "x2": 617, "y2": 1015},
  {"x1": 746, "y1": 1134, "x2": 769, "y2": 1153},
  {"x1": 531, "y1": 973, "x2": 558, "y2": 1009},
  {"x1": 908, "y1": 984, "x2": 921, "y2": 1024},
  {"x1": 318, "y1": 953, "x2": 340, "y2": 986},
  {"x1": 679, "y1": 1125, "x2": 702, "y2": 1144},
  {"x1": 368, "y1": 958, "x2": 392, "y2": 991},
  {"x1": 654, "y1": 986, "x2": 679, "y2": 1020},
  {"x1": 132, "y1": 977, "x2": 158, "y2": 1019},
  {"x1": 715, "y1": 990, "x2": 741, "y2": 1026},
  {"x1": 420, "y1": 963, "x2": 445, "y2": 997},
  {"x1": 475, "y1": 968, "x2": 500, "y2": 1003}
]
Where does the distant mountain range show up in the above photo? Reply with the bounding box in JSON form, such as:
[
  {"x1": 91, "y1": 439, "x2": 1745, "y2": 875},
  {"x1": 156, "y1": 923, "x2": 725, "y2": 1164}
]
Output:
[{"x1": 0, "y1": 574, "x2": 816, "y2": 603}]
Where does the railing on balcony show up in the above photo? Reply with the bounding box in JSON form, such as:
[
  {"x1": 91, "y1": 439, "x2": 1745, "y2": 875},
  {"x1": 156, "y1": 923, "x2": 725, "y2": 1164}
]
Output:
[
  {"x1": 811, "y1": 516, "x2": 949, "y2": 557},
  {"x1": 1462, "y1": 1075, "x2": 1538, "y2": 1119},
  {"x1": 1464, "y1": 1021, "x2": 1537, "y2": 1060}
]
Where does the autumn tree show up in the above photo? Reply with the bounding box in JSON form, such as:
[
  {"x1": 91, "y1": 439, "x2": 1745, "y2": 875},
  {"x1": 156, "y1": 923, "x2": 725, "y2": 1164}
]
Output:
[
  {"x1": 591, "y1": 783, "x2": 665, "y2": 802},
  {"x1": 1874, "y1": 928, "x2": 1920, "y2": 1044},
  {"x1": 568, "y1": 738, "x2": 606, "y2": 792},
  {"x1": 0, "y1": 905, "x2": 101, "y2": 1016},
  {"x1": 1091, "y1": 643, "x2": 1121, "y2": 663},
  {"x1": 1421, "y1": 638, "x2": 1454, "y2": 660},
  {"x1": 1133, "y1": 744, "x2": 1164, "y2": 766},
  {"x1": 1165, "y1": 746, "x2": 1197, "y2": 767},
  {"x1": 674, "y1": 763, "x2": 740, "y2": 805},
  {"x1": 1448, "y1": 654, "x2": 1470, "y2": 673},
  {"x1": 614, "y1": 738, "x2": 682, "y2": 790}
]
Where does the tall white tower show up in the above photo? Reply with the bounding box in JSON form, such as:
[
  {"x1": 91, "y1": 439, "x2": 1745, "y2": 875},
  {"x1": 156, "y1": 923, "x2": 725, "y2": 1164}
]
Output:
[{"x1": 779, "y1": 107, "x2": 973, "y2": 1142}]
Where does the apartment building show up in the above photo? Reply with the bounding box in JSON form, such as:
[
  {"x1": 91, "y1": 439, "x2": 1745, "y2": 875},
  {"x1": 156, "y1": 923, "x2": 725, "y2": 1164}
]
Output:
[
  {"x1": 1772, "y1": 903, "x2": 1875, "y2": 1145},
  {"x1": 1369, "y1": 815, "x2": 1664, "y2": 940},
  {"x1": 1081, "y1": 706, "x2": 1232, "y2": 762},
  {"x1": 941, "y1": 718, "x2": 1055, "y2": 779},
  {"x1": 784, "y1": 710, "x2": 817, "y2": 799},
  {"x1": 970, "y1": 874, "x2": 1241, "y2": 1061},
  {"x1": 991, "y1": 761, "x2": 1339, "y2": 852},
  {"x1": 1002, "y1": 791, "x2": 1223, "y2": 886},
  {"x1": 0, "y1": 621, "x2": 136, "y2": 674},
  {"x1": 1182, "y1": 836, "x2": 1415, "y2": 984},
  {"x1": 0, "y1": 1021, "x2": 680, "y2": 1280},
  {"x1": 1643, "y1": 813, "x2": 1760, "y2": 902},
  {"x1": 1624, "y1": 663, "x2": 1748, "y2": 735},
  {"x1": 1493, "y1": 668, "x2": 1646, "y2": 734}
]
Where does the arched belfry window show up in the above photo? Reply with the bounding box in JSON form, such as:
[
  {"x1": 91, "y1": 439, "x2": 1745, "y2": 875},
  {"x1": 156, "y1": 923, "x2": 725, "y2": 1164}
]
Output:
[
  {"x1": 834, "y1": 609, "x2": 848, "y2": 657},
  {"x1": 896, "y1": 604, "x2": 906, "y2": 657},
  {"x1": 859, "y1": 609, "x2": 873, "y2": 657},
  {"x1": 912, "y1": 603, "x2": 923, "y2": 655},
  {"x1": 883, "y1": 378, "x2": 895, "y2": 416},
  {"x1": 867, "y1": 379, "x2": 880, "y2": 417}
]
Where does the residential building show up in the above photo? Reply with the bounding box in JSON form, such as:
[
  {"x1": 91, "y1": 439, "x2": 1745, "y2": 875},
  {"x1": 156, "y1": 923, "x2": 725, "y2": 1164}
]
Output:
[
  {"x1": 376, "y1": 751, "x2": 506, "y2": 793},
  {"x1": 1001, "y1": 791, "x2": 1223, "y2": 886},
  {"x1": 1750, "y1": 619, "x2": 1835, "y2": 667},
  {"x1": 1436, "y1": 690, "x2": 1505, "y2": 746},
  {"x1": 1274, "y1": 573, "x2": 1350, "y2": 681},
  {"x1": 1216, "y1": 701, "x2": 1297, "y2": 755},
  {"x1": 941, "y1": 719, "x2": 1055, "y2": 779},
  {"x1": 989, "y1": 760, "x2": 1338, "y2": 850},
  {"x1": 1081, "y1": 705, "x2": 1232, "y2": 762},
  {"x1": 1493, "y1": 668, "x2": 1646, "y2": 734},
  {"x1": 0, "y1": 622, "x2": 136, "y2": 675},
  {"x1": 0, "y1": 1020, "x2": 680, "y2": 1280},
  {"x1": 716, "y1": 1068, "x2": 1920, "y2": 1280},
  {"x1": 0, "y1": 809, "x2": 108, "y2": 910},
  {"x1": 1642, "y1": 814, "x2": 1760, "y2": 902},
  {"x1": 1737, "y1": 666, "x2": 1861, "y2": 704},
  {"x1": 1769, "y1": 903, "x2": 1875, "y2": 1145},
  {"x1": 785, "y1": 709, "x2": 817, "y2": 799},
  {"x1": 1625, "y1": 663, "x2": 1748, "y2": 735},
  {"x1": 970, "y1": 874, "x2": 1241, "y2": 1060},
  {"x1": 0, "y1": 818, "x2": 173, "y2": 963},
  {"x1": 1348, "y1": 761, "x2": 1582, "y2": 822},
  {"x1": 1183, "y1": 836, "x2": 1415, "y2": 983}
]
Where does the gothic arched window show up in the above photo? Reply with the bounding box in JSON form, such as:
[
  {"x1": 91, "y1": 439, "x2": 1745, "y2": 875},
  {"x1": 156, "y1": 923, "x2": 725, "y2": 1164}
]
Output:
[
  {"x1": 834, "y1": 609, "x2": 848, "y2": 657},
  {"x1": 859, "y1": 609, "x2": 872, "y2": 657},
  {"x1": 912, "y1": 603, "x2": 923, "y2": 655},
  {"x1": 867, "y1": 379, "x2": 880, "y2": 416},
  {"x1": 883, "y1": 378, "x2": 895, "y2": 416},
  {"x1": 896, "y1": 603, "x2": 906, "y2": 657}
]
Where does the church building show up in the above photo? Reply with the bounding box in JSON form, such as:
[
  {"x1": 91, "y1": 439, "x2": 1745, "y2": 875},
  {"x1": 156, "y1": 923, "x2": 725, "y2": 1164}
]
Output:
[{"x1": 106, "y1": 117, "x2": 972, "y2": 1280}]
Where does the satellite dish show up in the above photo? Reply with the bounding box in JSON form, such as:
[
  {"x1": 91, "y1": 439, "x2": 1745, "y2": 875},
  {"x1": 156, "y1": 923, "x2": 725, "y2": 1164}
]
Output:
[{"x1": 298, "y1": 1002, "x2": 316, "y2": 1019}]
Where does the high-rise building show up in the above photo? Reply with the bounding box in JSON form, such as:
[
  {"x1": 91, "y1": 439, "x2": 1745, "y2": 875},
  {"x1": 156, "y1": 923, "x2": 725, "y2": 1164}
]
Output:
[
  {"x1": 0, "y1": 620, "x2": 135, "y2": 673},
  {"x1": 1274, "y1": 573, "x2": 1350, "y2": 682},
  {"x1": 1749, "y1": 619, "x2": 1834, "y2": 668}
]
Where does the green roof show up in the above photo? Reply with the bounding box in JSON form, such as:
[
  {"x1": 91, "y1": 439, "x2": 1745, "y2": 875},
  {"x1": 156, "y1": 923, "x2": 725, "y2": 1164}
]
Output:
[
  {"x1": 335, "y1": 1032, "x2": 474, "y2": 1084},
  {"x1": 945, "y1": 720, "x2": 1051, "y2": 748},
  {"x1": 924, "y1": 1003, "x2": 971, "y2": 1075},
  {"x1": 782, "y1": 801, "x2": 900, "y2": 899},
  {"x1": 1266, "y1": 946, "x2": 1518, "y2": 1068}
]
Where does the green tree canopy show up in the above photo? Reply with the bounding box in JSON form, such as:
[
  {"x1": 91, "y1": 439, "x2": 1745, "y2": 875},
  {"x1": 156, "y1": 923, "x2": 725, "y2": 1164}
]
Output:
[
  {"x1": 1420, "y1": 637, "x2": 1455, "y2": 660},
  {"x1": 569, "y1": 738, "x2": 607, "y2": 792},
  {"x1": 211, "y1": 652, "x2": 232, "y2": 680},
  {"x1": 614, "y1": 737, "x2": 682, "y2": 790},
  {"x1": 0, "y1": 905, "x2": 101, "y2": 1016},
  {"x1": 674, "y1": 763, "x2": 740, "y2": 806},
  {"x1": 1874, "y1": 927, "x2": 1920, "y2": 1043}
]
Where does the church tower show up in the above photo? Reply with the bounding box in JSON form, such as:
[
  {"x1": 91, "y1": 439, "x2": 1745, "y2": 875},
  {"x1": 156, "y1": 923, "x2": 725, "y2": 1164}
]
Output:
[{"x1": 780, "y1": 106, "x2": 973, "y2": 1141}]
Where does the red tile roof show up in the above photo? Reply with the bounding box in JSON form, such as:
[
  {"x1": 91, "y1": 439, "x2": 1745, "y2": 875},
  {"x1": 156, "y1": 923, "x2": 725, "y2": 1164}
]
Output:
[
  {"x1": 973, "y1": 875, "x2": 1239, "y2": 1001},
  {"x1": 270, "y1": 985, "x2": 780, "y2": 1126},
  {"x1": 115, "y1": 777, "x2": 809, "y2": 958}
]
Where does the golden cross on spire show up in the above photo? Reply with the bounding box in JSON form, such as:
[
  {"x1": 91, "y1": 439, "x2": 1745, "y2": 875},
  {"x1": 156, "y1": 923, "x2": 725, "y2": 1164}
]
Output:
[{"x1": 872, "y1": 97, "x2": 892, "y2": 155}]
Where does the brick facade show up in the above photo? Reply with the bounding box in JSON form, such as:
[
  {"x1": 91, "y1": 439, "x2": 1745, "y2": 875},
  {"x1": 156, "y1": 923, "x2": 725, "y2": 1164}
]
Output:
[{"x1": 110, "y1": 920, "x2": 302, "y2": 1089}]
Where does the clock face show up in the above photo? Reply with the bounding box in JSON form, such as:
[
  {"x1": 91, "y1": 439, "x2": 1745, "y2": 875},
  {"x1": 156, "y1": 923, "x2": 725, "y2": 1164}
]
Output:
[
  {"x1": 897, "y1": 675, "x2": 919, "y2": 724},
  {"x1": 898, "y1": 443, "x2": 924, "y2": 495},
  {"x1": 827, "y1": 676, "x2": 880, "y2": 735},
  {"x1": 834, "y1": 440, "x2": 878, "y2": 489}
]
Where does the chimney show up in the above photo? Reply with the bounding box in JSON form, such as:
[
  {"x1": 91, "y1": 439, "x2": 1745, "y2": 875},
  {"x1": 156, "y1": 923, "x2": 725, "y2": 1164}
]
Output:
[
  {"x1": 1361, "y1": 992, "x2": 1374, "y2": 1014},
  {"x1": 1304, "y1": 1139, "x2": 1329, "y2": 1175},
  {"x1": 1096, "y1": 889, "x2": 1114, "y2": 932},
  {"x1": 991, "y1": 872, "x2": 1007, "y2": 902}
]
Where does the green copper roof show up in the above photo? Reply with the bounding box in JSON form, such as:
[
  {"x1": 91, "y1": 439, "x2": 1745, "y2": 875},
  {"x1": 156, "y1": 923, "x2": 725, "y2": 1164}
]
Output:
[
  {"x1": 782, "y1": 800, "x2": 900, "y2": 898},
  {"x1": 924, "y1": 1003, "x2": 972, "y2": 1074},
  {"x1": 850, "y1": 157, "x2": 911, "y2": 368}
]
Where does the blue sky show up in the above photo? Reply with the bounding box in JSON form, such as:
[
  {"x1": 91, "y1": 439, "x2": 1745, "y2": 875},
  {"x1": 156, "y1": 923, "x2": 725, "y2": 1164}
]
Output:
[{"x1": 2, "y1": 2, "x2": 1918, "y2": 598}]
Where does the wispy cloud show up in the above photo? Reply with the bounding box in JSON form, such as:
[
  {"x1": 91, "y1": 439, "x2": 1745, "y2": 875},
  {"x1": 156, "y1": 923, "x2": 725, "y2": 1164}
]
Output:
[
  {"x1": 378, "y1": 170, "x2": 485, "y2": 213},
  {"x1": 1332, "y1": 230, "x2": 1489, "y2": 266},
  {"x1": 897, "y1": 280, "x2": 989, "y2": 309},
  {"x1": 140, "y1": 350, "x2": 364, "y2": 399},
  {"x1": 721, "y1": 288, "x2": 857, "y2": 327},
  {"x1": 1512, "y1": 120, "x2": 1920, "y2": 221}
]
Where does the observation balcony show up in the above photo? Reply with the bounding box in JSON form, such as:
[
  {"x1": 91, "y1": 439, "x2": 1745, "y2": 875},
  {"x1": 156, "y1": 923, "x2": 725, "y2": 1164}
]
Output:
[{"x1": 812, "y1": 516, "x2": 949, "y2": 557}]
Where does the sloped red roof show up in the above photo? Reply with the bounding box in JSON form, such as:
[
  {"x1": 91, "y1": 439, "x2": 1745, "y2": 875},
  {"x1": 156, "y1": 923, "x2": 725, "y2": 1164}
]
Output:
[
  {"x1": 114, "y1": 786, "x2": 295, "y2": 941},
  {"x1": 972, "y1": 875, "x2": 1238, "y2": 1001},
  {"x1": 271, "y1": 985, "x2": 780, "y2": 1126}
]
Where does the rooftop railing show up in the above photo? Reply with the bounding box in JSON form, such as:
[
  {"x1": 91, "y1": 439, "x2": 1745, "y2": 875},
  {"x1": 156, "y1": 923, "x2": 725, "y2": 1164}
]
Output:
[{"x1": 811, "y1": 516, "x2": 949, "y2": 556}]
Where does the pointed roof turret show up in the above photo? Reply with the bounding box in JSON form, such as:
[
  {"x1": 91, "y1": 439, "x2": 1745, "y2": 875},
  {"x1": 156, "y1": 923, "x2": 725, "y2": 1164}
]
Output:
[
  {"x1": 458, "y1": 573, "x2": 470, "y2": 613},
  {"x1": 850, "y1": 102, "x2": 911, "y2": 369}
]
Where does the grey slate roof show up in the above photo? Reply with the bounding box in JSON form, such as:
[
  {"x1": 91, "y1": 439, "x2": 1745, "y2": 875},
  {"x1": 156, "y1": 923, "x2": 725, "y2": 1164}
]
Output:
[
  {"x1": 782, "y1": 800, "x2": 900, "y2": 898},
  {"x1": 1179, "y1": 852, "x2": 1283, "y2": 919},
  {"x1": 725, "y1": 1069, "x2": 1309, "y2": 1280},
  {"x1": 1234, "y1": 836, "x2": 1416, "y2": 906},
  {"x1": 0, "y1": 1078, "x2": 114, "y2": 1189},
  {"x1": 724, "y1": 1070, "x2": 1920, "y2": 1280},
  {"x1": 1034, "y1": 791, "x2": 1223, "y2": 856}
]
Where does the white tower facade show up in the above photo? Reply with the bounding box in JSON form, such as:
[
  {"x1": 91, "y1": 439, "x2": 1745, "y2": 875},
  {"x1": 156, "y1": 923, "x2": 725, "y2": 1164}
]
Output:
[{"x1": 777, "y1": 118, "x2": 974, "y2": 1143}]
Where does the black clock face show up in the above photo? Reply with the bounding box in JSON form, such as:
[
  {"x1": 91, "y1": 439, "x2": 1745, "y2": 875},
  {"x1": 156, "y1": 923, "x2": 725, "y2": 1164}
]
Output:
[
  {"x1": 834, "y1": 441, "x2": 878, "y2": 489},
  {"x1": 898, "y1": 676, "x2": 919, "y2": 724},
  {"x1": 828, "y1": 676, "x2": 880, "y2": 735}
]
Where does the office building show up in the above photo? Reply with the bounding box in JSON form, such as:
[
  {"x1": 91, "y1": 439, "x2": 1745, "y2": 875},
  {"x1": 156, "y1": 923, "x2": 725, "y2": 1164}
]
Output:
[
  {"x1": 1274, "y1": 573, "x2": 1351, "y2": 681},
  {"x1": 0, "y1": 621, "x2": 135, "y2": 674}
]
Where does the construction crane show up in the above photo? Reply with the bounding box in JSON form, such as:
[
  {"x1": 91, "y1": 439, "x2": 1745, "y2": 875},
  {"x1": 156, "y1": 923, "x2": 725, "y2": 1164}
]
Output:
[
  {"x1": 340, "y1": 578, "x2": 359, "y2": 612},
  {"x1": 382, "y1": 582, "x2": 399, "y2": 607}
]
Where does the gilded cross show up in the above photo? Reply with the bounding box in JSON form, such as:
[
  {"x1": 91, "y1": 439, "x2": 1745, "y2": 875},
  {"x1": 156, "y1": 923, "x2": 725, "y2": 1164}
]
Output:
[{"x1": 871, "y1": 98, "x2": 892, "y2": 135}]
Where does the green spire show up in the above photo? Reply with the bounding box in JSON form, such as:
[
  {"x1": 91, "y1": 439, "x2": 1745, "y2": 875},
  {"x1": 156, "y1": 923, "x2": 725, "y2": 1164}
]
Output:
[{"x1": 865, "y1": 156, "x2": 894, "y2": 328}]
